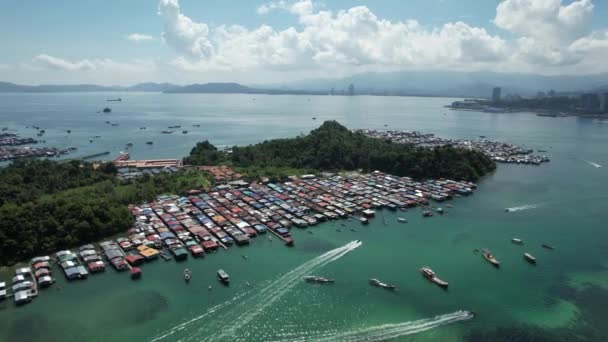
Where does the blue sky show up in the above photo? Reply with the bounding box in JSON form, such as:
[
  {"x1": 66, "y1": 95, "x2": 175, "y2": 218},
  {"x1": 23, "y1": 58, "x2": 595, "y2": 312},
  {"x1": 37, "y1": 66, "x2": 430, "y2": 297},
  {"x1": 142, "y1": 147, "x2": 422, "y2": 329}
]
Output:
[{"x1": 1, "y1": 0, "x2": 607, "y2": 85}]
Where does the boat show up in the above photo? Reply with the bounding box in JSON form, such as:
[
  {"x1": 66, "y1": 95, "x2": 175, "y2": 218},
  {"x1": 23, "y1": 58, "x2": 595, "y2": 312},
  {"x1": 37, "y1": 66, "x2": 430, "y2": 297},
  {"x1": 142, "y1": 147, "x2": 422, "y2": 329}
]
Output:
[
  {"x1": 512, "y1": 238, "x2": 524, "y2": 245},
  {"x1": 146, "y1": 141, "x2": 154, "y2": 145},
  {"x1": 184, "y1": 268, "x2": 191, "y2": 282},
  {"x1": 217, "y1": 269, "x2": 230, "y2": 284},
  {"x1": 107, "y1": 98, "x2": 121, "y2": 102},
  {"x1": 422, "y1": 210, "x2": 433, "y2": 217},
  {"x1": 168, "y1": 125, "x2": 181, "y2": 129},
  {"x1": 505, "y1": 208, "x2": 510, "y2": 212},
  {"x1": 312, "y1": 117, "x2": 317, "y2": 120},
  {"x1": 304, "y1": 275, "x2": 335, "y2": 284},
  {"x1": 481, "y1": 248, "x2": 500, "y2": 267},
  {"x1": 161, "y1": 130, "x2": 174, "y2": 134},
  {"x1": 542, "y1": 244, "x2": 555, "y2": 250},
  {"x1": 193, "y1": 124, "x2": 201, "y2": 127},
  {"x1": 397, "y1": 218, "x2": 408, "y2": 223},
  {"x1": 130, "y1": 267, "x2": 142, "y2": 279},
  {"x1": 369, "y1": 278, "x2": 397, "y2": 290},
  {"x1": 523, "y1": 253, "x2": 536, "y2": 264},
  {"x1": 420, "y1": 267, "x2": 448, "y2": 288},
  {"x1": 126, "y1": 142, "x2": 133, "y2": 147},
  {"x1": 66, "y1": 130, "x2": 71, "y2": 134},
  {"x1": 140, "y1": 127, "x2": 147, "y2": 130},
  {"x1": 182, "y1": 130, "x2": 188, "y2": 134},
  {"x1": 102, "y1": 107, "x2": 111, "y2": 113},
  {"x1": 446, "y1": 204, "x2": 453, "y2": 208}
]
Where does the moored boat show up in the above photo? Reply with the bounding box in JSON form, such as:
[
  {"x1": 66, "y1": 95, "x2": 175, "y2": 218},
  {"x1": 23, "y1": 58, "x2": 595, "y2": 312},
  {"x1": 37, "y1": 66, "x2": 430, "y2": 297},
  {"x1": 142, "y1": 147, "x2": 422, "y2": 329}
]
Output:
[
  {"x1": 217, "y1": 269, "x2": 230, "y2": 284},
  {"x1": 369, "y1": 278, "x2": 397, "y2": 290},
  {"x1": 304, "y1": 275, "x2": 335, "y2": 284},
  {"x1": 481, "y1": 248, "x2": 500, "y2": 267},
  {"x1": 420, "y1": 267, "x2": 448, "y2": 288},
  {"x1": 523, "y1": 253, "x2": 536, "y2": 264}
]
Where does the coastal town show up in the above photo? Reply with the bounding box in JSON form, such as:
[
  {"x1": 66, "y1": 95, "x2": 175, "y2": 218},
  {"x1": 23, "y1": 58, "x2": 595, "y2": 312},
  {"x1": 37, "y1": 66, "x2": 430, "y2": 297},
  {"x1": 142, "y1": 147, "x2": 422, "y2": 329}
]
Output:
[
  {"x1": 358, "y1": 129, "x2": 550, "y2": 165},
  {"x1": 0, "y1": 132, "x2": 76, "y2": 161},
  {"x1": 1, "y1": 169, "x2": 477, "y2": 305}
]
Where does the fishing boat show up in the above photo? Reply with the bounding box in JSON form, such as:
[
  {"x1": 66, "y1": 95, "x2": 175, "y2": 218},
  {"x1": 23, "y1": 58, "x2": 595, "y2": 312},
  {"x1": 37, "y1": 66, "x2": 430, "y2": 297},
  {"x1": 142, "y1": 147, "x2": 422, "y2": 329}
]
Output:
[
  {"x1": 481, "y1": 249, "x2": 500, "y2": 267},
  {"x1": 511, "y1": 238, "x2": 524, "y2": 245},
  {"x1": 140, "y1": 127, "x2": 147, "y2": 130},
  {"x1": 184, "y1": 268, "x2": 191, "y2": 282},
  {"x1": 523, "y1": 253, "x2": 536, "y2": 264},
  {"x1": 542, "y1": 244, "x2": 555, "y2": 250},
  {"x1": 161, "y1": 130, "x2": 174, "y2": 134},
  {"x1": 369, "y1": 278, "x2": 397, "y2": 290},
  {"x1": 126, "y1": 142, "x2": 133, "y2": 147},
  {"x1": 397, "y1": 218, "x2": 408, "y2": 223},
  {"x1": 420, "y1": 267, "x2": 448, "y2": 288},
  {"x1": 304, "y1": 275, "x2": 335, "y2": 284},
  {"x1": 217, "y1": 269, "x2": 230, "y2": 284},
  {"x1": 446, "y1": 204, "x2": 453, "y2": 208}
]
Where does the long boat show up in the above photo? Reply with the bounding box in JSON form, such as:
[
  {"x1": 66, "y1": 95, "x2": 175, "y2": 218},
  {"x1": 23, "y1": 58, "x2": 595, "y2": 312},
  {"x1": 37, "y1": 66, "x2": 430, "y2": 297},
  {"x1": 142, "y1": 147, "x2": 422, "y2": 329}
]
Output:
[
  {"x1": 481, "y1": 248, "x2": 500, "y2": 267},
  {"x1": 420, "y1": 267, "x2": 448, "y2": 288}
]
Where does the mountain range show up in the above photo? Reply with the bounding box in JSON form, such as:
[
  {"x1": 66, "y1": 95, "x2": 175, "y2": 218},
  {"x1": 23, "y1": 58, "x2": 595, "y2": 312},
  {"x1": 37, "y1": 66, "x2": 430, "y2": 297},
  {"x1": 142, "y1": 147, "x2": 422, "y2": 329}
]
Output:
[{"x1": 2, "y1": 70, "x2": 607, "y2": 97}]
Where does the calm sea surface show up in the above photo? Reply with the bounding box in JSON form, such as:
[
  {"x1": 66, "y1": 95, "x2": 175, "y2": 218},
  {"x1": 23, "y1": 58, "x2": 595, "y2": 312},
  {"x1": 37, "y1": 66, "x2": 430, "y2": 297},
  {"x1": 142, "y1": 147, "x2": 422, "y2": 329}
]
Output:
[{"x1": 0, "y1": 93, "x2": 607, "y2": 341}]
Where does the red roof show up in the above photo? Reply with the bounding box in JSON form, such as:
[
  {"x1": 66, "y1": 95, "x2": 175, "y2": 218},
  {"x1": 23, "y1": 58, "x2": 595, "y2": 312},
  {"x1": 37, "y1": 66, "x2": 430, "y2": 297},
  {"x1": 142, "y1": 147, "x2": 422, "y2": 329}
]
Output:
[{"x1": 125, "y1": 254, "x2": 144, "y2": 265}]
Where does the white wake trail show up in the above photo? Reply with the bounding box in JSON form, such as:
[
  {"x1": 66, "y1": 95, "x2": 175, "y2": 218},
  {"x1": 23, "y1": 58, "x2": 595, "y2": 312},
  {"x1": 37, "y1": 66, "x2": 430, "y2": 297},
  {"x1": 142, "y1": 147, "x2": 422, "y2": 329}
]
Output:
[
  {"x1": 505, "y1": 203, "x2": 541, "y2": 212},
  {"x1": 271, "y1": 310, "x2": 474, "y2": 342},
  {"x1": 583, "y1": 160, "x2": 603, "y2": 168},
  {"x1": 205, "y1": 240, "x2": 363, "y2": 342}
]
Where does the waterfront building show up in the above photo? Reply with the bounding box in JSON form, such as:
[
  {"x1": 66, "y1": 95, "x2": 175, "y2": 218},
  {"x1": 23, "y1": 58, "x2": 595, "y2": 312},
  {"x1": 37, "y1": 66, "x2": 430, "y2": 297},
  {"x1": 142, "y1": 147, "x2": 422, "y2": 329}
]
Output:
[{"x1": 492, "y1": 87, "x2": 501, "y2": 102}]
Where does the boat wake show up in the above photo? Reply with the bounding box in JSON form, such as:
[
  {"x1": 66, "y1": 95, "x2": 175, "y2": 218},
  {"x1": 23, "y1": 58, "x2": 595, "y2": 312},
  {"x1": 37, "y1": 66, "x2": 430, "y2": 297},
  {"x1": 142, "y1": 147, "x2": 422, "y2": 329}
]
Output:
[
  {"x1": 271, "y1": 310, "x2": 475, "y2": 342},
  {"x1": 150, "y1": 240, "x2": 362, "y2": 342},
  {"x1": 505, "y1": 204, "x2": 542, "y2": 212},
  {"x1": 208, "y1": 240, "x2": 362, "y2": 342},
  {"x1": 583, "y1": 160, "x2": 603, "y2": 168}
]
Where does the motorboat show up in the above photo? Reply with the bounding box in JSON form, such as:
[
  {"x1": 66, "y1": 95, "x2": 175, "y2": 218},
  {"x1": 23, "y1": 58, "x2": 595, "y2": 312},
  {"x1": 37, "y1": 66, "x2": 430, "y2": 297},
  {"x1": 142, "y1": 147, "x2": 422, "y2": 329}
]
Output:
[
  {"x1": 422, "y1": 210, "x2": 433, "y2": 217},
  {"x1": 397, "y1": 218, "x2": 408, "y2": 223},
  {"x1": 542, "y1": 244, "x2": 555, "y2": 250},
  {"x1": 481, "y1": 248, "x2": 500, "y2": 267},
  {"x1": 420, "y1": 267, "x2": 448, "y2": 288},
  {"x1": 369, "y1": 278, "x2": 397, "y2": 290},
  {"x1": 511, "y1": 238, "x2": 524, "y2": 245},
  {"x1": 217, "y1": 269, "x2": 230, "y2": 284},
  {"x1": 184, "y1": 268, "x2": 191, "y2": 282},
  {"x1": 524, "y1": 253, "x2": 537, "y2": 264},
  {"x1": 304, "y1": 275, "x2": 335, "y2": 284}
]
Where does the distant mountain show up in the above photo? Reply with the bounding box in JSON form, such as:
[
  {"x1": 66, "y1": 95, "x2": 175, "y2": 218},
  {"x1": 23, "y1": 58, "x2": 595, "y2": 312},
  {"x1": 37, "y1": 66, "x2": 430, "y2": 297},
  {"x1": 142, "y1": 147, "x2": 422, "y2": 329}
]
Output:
[
  {"x1": 0, "y1": 81, "x2": 180, "y2": 93},
  {"x1": 0, "y1": 81, "x2": 120, "y2": 92},
  {"x1": 165, "y1": 82, "x2": 256, "y2": 94},
  {"x1": 127, "y1": 82, "x2": 179, "y2": 92},
  {"x1": 165, "y1": 82, "x2": 325, "y2": 95}
]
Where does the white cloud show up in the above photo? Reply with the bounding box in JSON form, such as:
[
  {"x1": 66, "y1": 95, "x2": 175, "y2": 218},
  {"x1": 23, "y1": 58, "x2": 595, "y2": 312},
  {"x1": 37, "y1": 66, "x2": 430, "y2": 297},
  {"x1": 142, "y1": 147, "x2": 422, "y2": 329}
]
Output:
[
  {"x1": 126, "y1": 33, "x2": 155, "y2": 42},
  {"x1": 34, "y1": 54, "x2": 96, "y2": 71},
  {"x1": 257, "y1": 0, "x2": 287, "y2": 15},
  {"x1": 160, "y1": 0, "x2": 508, "y2": 73},
  {"x1": 32, "y1": 54, "x2": 157, "y2": 73},
  {"x1": 158, "y1": 0, "x2": 214, "y2": 59}
]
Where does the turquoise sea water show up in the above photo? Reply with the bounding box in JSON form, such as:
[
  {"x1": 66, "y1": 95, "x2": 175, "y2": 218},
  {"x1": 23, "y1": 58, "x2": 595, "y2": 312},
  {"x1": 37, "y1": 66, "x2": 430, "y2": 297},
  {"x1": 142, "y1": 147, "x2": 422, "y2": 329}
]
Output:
[{"x1": 0, "y1": 93, "x2": 607, "y2": 341}]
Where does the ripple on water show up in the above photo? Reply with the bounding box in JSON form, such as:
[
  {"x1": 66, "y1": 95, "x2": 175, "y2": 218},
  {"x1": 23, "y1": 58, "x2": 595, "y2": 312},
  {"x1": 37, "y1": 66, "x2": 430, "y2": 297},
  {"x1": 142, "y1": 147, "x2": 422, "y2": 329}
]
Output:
[
  {"x1": 296, "y1": 238, "x2": 337, "y2": 254},
  {"x1": 7, "y1": 313, "x2": 87, "y2": 342}
]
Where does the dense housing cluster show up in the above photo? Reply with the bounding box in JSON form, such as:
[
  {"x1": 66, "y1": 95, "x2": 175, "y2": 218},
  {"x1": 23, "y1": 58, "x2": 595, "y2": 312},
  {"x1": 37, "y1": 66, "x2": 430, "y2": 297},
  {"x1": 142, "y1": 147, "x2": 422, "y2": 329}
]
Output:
[
  {"x1": 358, "y1": 129, "x2": 550, "y2": 165},
  {"x1": 0, "y1": 132, "x2": 76, "y2": 161}
]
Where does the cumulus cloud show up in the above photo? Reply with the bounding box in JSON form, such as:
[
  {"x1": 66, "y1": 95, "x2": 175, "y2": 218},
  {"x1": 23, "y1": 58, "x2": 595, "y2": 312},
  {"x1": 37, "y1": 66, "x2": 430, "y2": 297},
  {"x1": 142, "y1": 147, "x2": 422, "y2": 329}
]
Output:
[
  {"x1": 160, "y1": 0, "x2": 508, "y2": 73},
  {"x1": 32, "y1": 54, "x2": 157, "y2": 73},
  {"x1": 158, "y1": 0, "x2": 214, "y2": 59},
  {"x1": 34, "y1": 54, "x2": 96, "y2": 71},
  {"x1": 126, "y1": 33, "x2": 155, "y2": 42}
]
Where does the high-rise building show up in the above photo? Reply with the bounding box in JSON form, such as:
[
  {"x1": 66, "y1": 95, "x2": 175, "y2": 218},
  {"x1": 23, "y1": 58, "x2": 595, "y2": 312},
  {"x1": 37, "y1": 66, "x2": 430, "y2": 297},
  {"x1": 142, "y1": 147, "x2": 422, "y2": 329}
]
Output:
[
  {"x1": 347, "y1": 83, "x2": 355, "y2": 96},
  {"x1": 492, "y1": 87, "x2": 501, "y2": 102},
  {"x1": 600, "y1": 93, "x2": 608, "y2": 112},
  {"x1": 580, "y1": 93, "x2": 600, "y2": 111}
]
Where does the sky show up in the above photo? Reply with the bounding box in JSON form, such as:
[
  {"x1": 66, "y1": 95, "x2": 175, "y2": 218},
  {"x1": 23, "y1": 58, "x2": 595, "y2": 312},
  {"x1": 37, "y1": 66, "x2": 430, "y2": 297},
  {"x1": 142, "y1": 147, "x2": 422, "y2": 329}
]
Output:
[{"x1": 0, "y1": 0, "x2": 607, "y2": 85}]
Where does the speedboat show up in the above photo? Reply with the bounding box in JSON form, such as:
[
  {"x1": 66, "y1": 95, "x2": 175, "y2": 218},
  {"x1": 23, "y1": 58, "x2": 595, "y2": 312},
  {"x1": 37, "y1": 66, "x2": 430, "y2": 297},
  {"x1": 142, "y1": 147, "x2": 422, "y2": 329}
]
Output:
[
  {"x1": 511, "y1": 238, "x2": 524, "y2": 245},
  {"x1": 369, "y1": 278, "x2": 397, "y2": 290},
  {"x1": 184, "y1": 268, "x2": 191, "y2": 282},
  {"x1": 523, "y1": 253, "x2": 536, "y2": 264},
  {"x1": 304, "y1": 275, "x2": 335, "y2": 284},
  {"x1": 420, "y1": 267, "x2": 448, "y2": 288},
  {"x1": 542, "y1": 244, "x2": 555, "y2": 250},
  {"x1": 397, "y1": 218, "x2": 408, "y2": 223},
  {"x1": 481, "y1": 249, "x2": 500, "y2": 267},
  {"x1": 217, "y1": 269, "x2": 230, "y2": 284}
]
